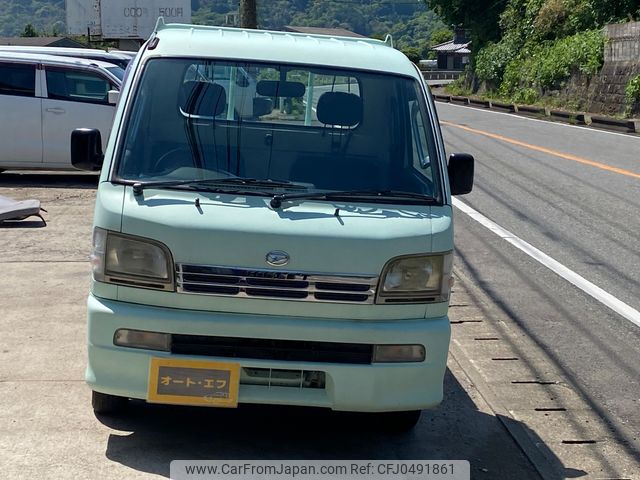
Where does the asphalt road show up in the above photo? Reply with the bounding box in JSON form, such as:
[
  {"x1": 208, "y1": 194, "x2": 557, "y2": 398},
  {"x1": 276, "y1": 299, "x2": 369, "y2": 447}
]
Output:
[
  {"x1": 438, "y1": 103, "x2": 640, "y2": 462},
  {"x1": 2, "y1": 104, "x2": 638, "y2": 477}
]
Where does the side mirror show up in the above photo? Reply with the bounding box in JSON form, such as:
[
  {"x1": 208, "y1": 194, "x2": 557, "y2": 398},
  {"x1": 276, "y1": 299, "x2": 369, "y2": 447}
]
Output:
[
  {"x1": 108, "y1": 90, "x2": 120, "y2": 105},
  {"x1": 448, "y1": 153, "x2": 474, "y2": 195},
  {"x1": 71, "y1": 128, "x2": 104, "y2": 171}
]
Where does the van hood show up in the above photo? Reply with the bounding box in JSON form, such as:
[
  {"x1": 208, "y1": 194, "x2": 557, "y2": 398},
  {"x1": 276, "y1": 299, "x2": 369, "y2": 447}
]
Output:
[{"x1": 120, "y1": 187, "x2": 453, "y2": 275}]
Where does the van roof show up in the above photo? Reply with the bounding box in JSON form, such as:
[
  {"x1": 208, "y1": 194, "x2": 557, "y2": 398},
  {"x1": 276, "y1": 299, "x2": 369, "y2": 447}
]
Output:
[
  {"x1": 0, "y1": 51, "x2": 117, "y2": 68},
  {"x1": 0, "y1": 52, "x2": 123, "y2": 82},
  {"x1": 0, "y1": 45, "x2": 132, "y2": 59},
  {"x1": 147, "y1": 21, "x2": 418, "y2": 78}
]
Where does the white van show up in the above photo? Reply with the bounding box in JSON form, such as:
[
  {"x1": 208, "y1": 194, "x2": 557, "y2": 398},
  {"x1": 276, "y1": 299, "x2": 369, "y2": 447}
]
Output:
[
  {"x1": 73, "y1": 20, "x2": 474, "y2": 431},
  {"x1": 0, "y1": 53, "x2": 121, "y2": 171}
]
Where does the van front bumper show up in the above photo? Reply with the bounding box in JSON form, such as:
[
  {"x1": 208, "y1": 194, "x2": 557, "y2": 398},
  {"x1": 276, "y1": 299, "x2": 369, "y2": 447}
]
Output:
[{"x1": 86, "y1": 294, "x2": 451, "y2": 412}]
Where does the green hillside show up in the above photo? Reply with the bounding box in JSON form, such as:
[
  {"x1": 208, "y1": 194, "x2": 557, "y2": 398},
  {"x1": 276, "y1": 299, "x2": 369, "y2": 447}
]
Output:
[
  {"x1": 0, "y1": 0, "x2": 65, "y2": 37},
  {"x1": 192, "y1": 0, "x2": 447, "y2": 49},
  {"x1": 0, "y1": 0, "x2": 446, "y2": 51}
]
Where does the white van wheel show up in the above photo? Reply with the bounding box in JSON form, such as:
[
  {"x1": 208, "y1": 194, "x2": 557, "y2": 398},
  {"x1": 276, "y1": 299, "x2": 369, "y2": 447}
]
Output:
[{"x1": 92, "y1": 390, "x2": 127, "y2": 414}]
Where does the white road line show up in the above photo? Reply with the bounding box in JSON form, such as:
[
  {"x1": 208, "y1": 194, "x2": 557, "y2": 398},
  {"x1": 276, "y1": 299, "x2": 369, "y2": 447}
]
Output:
[
  {"x1": 453, "y1": 197, "x2": 640, "y2": 328},
  {"x1": 439, "y1": 102, "x2": 640, "y2": 140}
]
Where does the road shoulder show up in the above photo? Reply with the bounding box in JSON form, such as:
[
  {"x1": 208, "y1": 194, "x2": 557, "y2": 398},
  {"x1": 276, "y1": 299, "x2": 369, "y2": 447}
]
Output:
[{"x1": 449, "y1": 267, "x2": 638, "y2": 479}]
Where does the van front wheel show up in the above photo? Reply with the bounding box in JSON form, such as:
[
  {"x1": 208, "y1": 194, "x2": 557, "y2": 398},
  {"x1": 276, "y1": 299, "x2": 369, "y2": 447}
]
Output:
[{"x1": 92, "y1": 390, "x2": 127, "y2": 414}]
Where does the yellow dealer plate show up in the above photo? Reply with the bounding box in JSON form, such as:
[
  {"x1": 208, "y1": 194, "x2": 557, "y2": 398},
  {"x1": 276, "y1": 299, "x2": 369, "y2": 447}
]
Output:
[{"x1": 148, "y1": 358, "x2": 240, "y2": 408}]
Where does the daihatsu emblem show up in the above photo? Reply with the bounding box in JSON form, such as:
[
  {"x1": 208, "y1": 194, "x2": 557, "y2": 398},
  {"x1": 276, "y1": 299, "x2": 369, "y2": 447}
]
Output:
[{"x1": 266, "y1": 250, "x2": 289, "y2": 267}]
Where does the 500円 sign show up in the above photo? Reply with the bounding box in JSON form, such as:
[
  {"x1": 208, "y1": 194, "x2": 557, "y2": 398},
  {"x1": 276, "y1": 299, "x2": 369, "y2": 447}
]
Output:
[{"x1": 66, "y1": 0, "x2": 191, "y2": 39}]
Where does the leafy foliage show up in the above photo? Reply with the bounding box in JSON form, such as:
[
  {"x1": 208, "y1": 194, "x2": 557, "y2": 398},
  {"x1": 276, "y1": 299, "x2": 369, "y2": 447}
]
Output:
[
  {"x1": 21, "y1": 23, "x2": 38, "y2": 37},
  {"x1": 401, "y1": 46, "x2": 422, "y2": 63},
  {"x1": 445, "y1": 75, "x2": 473, "y2": 96},
  {"x1": 471, "y1": 0, "x2": 637, "y2": 99},
  {"x1": 474, "y1": 32, "x2": 522, "y2": 85},
  {"x1": 499, "y1": 29, "x2": 604, "y2": 97},
  {"x1": 423, "y1": 0, "x2": 507, "y2": 50},
  {"x1": 626, "y1": 75, "x2": 640, "y2": 114},
  {"x1": 626, "y1": 75, "x2": 640, "y2": 101},
  {"x1": 511, "y1": 87, "x2": 539, "y2": 104},
  {"x1": 429, "y1": 28, "x2": 453, "y2": 46}
]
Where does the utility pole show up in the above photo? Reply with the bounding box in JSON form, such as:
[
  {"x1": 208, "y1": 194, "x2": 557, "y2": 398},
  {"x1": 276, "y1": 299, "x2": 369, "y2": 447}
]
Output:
[{"x1": 239, "y1": 0, "x2": 257, "y2": 29}]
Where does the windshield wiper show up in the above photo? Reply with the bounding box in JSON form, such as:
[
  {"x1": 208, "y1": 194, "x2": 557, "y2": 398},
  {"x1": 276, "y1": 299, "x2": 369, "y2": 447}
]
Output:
[
  {"x1": 207, "y1": 178, "x2": 308, "y2": 189},
  {"x1": 270, "y1": 190, "x2": 438, "y2": 209},
  {"x1": 131, "y1": 177, "x2": 306, "y2": 196}
]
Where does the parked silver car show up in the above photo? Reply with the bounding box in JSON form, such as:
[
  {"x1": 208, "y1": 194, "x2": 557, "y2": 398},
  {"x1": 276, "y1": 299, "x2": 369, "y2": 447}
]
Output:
[
  {"x1": 0, "y1": 46, "x2": 134, "y2": 74},
  {"x1": 0, "y1": 52, "x2": 122, "y2": 171}
]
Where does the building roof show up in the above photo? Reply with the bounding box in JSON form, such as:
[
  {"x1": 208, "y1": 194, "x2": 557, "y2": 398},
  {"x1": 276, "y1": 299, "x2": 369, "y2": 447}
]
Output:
[
  {"x1": 0, "y1": 36, "x2": 86, "y2": 48},
  {"x1": 430, "y1": 40, "x2": 471, "y2": 55},
  {"x1": 283, "y1": 26, "x2": 366, "y2": 38},
  {"x1": 148, "y1": 21, "x2": 418, "y2": 78}
]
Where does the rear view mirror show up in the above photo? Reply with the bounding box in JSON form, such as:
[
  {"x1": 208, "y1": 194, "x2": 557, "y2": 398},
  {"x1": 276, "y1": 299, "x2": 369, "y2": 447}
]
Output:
[
  {"x1": 108, "y1": 90, "x2": 120, "y2": 105},
  {"x1": 256, "y1": 80, "x2": 305, "y2": 98},
  {"x1": 71, "y1": 128, "x2": 104, "y2": 171},
  {"x1": 448, "y1": 153, "x2": 474, "y2": 195},
  {"x1": 316, "y1": 92, "x2": 362, "y2": 127}
]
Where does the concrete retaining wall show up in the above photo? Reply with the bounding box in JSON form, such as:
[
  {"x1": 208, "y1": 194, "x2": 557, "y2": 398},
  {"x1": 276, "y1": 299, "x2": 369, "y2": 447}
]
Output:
[
  {"x1": 590, "y1": 62, "x2": 640, "y2": 116},
  {"x1": 589, "y1": 22, "x2": 640, "y2": 116},
  {"x1": 605, "y1": 22, "x2": 640, "y2": 62}
]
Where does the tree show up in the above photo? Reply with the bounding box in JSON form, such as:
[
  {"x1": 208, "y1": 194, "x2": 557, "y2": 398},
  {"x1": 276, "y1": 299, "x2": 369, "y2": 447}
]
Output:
[
  {"x1": 240, "y1": 0, "x2": 258, "y2": 28},
  {"x1": 430, "y1": 28, "x2": 453, "y2": 46},
  {"x1": 423, "y1": 0, "x2": 507, "y2": 50},
  {"x1": 401, "y1": 46, "x2": 422, "y2": 63},
  {"x1": 21, "y1": 23, "x2": 38, "y2": 38}
]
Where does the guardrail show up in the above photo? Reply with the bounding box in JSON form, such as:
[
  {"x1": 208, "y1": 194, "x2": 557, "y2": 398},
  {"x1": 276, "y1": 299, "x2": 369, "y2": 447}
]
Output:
[
  {"x1": 433, "y1": 94, "x2": 639, "y2": 134},
  {"x1": 422, "y1": 70, "x2": 463, "y2": 81}
]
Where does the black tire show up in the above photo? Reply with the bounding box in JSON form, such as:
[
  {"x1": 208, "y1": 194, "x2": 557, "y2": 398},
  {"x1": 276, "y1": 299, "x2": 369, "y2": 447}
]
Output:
[
  {"x1": 375, "y1": 410, "x2": 422, "y2": 432},
  {"x1": 92, "y1": 390, "x2": 127, "y2": 414}
]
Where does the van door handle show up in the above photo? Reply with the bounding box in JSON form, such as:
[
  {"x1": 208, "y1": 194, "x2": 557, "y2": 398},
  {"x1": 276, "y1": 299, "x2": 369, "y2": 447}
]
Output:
[{"x1": 45, "y1": 107, "x2": 66, "y2": 114}]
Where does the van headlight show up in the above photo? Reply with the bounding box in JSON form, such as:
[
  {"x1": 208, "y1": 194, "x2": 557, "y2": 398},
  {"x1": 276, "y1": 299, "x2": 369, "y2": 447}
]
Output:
[
  {"x1": 376, "y1": 253, "x2": 453, "y2": 304},
  {"x1": 91, "y1": 227, "x2": 174, "y2": 290}
]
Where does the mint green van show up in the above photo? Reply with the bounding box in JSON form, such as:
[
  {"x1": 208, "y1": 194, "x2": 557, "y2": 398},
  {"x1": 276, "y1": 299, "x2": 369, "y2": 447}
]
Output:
[{"x1": 72, "y1": 19, "x2": 474, "y2": 430}]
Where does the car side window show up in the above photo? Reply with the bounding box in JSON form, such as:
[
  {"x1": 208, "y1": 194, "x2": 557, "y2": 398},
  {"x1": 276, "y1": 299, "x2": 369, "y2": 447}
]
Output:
[
  {"x1": 46, "y1": 68, "x2": 111, "y2": 104},
  {"x1": 0, "y1": 62, "x2": 36, "y2": 97}
]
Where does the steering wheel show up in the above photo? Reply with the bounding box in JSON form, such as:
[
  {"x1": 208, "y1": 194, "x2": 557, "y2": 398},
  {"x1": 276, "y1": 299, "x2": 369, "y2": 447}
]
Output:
[
  {"x1": 151, "y1": 147, "x2": 239, "y2": 178},
  {"x1": 151, "y1": 147, "x2": 195, "y2": 174}
]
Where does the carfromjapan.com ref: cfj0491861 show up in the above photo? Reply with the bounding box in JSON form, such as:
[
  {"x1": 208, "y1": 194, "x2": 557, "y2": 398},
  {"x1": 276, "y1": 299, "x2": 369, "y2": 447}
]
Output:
[{"x1": 170, "y1": 460, "x2": 471, "y2": 480}]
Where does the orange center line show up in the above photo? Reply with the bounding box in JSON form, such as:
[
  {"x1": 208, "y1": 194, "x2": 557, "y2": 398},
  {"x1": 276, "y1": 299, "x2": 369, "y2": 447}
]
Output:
[{"x1": 440, "y1": 120, "x2": 640, "y2": 181}]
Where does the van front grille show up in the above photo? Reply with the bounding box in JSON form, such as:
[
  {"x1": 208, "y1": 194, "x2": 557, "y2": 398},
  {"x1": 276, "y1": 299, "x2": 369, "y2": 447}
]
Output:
[
  {"x1": 176, "y1": 264, "x2": 378, "y2": 303},
  {"x1": 171, "y1": 334, "x2": 374, "y2": 364}
]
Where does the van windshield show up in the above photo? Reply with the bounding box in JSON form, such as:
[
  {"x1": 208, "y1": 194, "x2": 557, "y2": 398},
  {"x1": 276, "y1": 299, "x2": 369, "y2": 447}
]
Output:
[{"x1": 116, "y1": 58, "x2": 442, "y2": 203}]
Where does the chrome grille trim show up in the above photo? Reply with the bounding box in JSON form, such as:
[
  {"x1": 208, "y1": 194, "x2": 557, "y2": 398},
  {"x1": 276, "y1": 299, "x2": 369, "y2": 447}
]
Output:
[{"x1": 176, "y1": 264, "x2": 378, "y2": 303}]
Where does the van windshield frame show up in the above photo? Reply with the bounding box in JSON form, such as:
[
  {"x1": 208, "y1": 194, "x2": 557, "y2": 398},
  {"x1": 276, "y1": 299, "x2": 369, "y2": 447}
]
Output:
[{"x1": 112, "y1": 57, "x2": 444, "y2": 206}]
